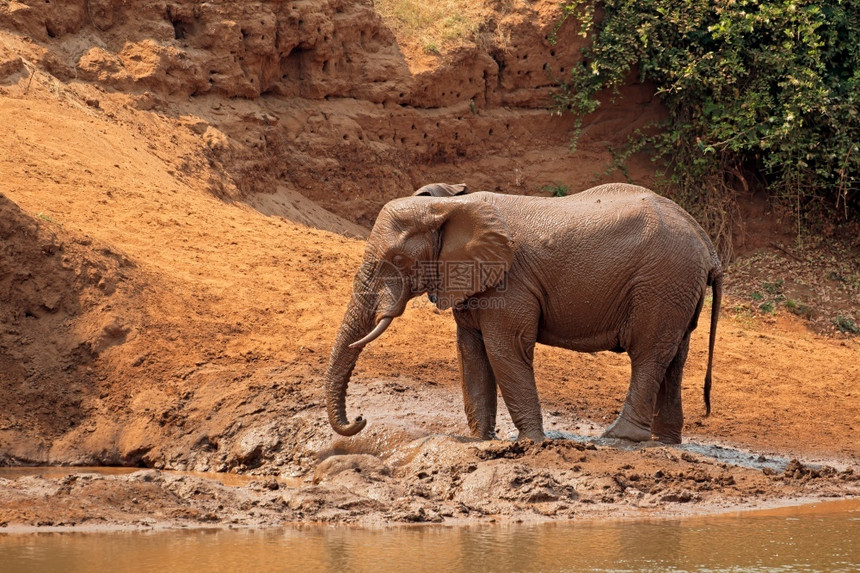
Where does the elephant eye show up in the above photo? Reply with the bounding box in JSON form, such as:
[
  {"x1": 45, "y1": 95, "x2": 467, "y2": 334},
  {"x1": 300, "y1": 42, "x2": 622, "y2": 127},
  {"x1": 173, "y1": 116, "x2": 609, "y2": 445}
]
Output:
[{"x1": 391, "y1": 254, "x2": 407, "y2": 267}]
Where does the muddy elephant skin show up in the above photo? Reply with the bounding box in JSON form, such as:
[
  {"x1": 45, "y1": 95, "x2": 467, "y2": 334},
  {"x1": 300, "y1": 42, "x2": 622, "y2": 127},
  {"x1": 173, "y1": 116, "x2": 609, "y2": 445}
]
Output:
[
  {"x1": 324, "y1": 183, "x2": 722, "y2": 444},
  {"x1": 412, "y1": 182, "x2": 468, "y2": 197}
]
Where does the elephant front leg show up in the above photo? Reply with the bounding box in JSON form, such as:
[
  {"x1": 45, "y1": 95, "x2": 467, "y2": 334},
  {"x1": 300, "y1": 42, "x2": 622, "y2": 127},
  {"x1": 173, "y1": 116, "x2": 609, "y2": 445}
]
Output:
[
  {"x1": 483, "y1": 330, "x2": 546, "y2": 443},
  {"x1": 457, "y1": 325, "x2": 497, "y2": 439}
]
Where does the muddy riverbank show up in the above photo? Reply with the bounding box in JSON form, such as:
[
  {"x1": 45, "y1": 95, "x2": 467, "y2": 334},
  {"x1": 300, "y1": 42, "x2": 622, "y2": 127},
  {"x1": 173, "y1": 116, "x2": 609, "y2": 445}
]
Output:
[{"x1": 2, "y1": 378, "x2": 858, "y2": 531}]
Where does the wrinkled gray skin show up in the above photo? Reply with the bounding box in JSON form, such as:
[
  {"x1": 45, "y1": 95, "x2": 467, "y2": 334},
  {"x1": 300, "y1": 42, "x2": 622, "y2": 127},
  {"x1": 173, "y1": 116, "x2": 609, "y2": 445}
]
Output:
[
  {"x1": 413, "y1": 182, "x2": 468, "y2": 197},
  {"x1": 325, "y1": 183, "x2": 722, "y2": 444}
]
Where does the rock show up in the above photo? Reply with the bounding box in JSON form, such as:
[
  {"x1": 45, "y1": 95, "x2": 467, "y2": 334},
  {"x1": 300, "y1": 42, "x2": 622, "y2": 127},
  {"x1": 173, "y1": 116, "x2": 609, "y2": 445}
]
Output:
[
  {"x1": 229, "y1": 426, "x2": 280, "y2": 468},
  {"x1": 90, "y1": 316, "x2": 131, "y2": 354},
  {"x1": 77, "y1": 47, "x2": 128, "y2": 84},
  {"x1": 313, "y1": 454, "x2": 389, "y2": 484},
  {"x1": 0, "y1": 56, "x2": 24, "y2": 84}
]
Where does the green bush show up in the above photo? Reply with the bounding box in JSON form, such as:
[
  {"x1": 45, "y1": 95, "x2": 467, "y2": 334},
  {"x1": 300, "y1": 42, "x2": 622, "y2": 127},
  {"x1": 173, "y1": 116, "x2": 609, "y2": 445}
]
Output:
[
  {"x1": 834, "y1": 314, "x2": 859, "y2": 334},
  {"x1": 542, "y1": 182, "x2": 572, "y2": 197},
  {"x1": 552, "y1": 0, "x2": 859, "y2": 253}
]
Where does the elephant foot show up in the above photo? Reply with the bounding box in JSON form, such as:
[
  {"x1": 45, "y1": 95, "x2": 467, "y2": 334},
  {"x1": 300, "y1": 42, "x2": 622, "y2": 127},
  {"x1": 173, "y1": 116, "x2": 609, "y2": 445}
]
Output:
[
  {"x1": 651, "y1": 424, "x2": 682, "y2": 444},
  {"x1": 471, "y1": 428, "x2": 497, "y2": 441},
  {"x1": 516, "y1": 429, "x2": 546, "y2": 443},
  {"x1": 602, "y1": 416, "x2": 652, "y2": 442}
]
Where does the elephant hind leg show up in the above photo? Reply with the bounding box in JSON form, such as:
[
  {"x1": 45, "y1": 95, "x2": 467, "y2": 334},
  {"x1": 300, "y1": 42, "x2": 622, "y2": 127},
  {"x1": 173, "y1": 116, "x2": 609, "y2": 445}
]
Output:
[
  {"x1": 651, "y1": 333, "x2": 691, "y2": 444},
  {"x1": 602, "y1": 344, "x2": 678, "y2": 442}
]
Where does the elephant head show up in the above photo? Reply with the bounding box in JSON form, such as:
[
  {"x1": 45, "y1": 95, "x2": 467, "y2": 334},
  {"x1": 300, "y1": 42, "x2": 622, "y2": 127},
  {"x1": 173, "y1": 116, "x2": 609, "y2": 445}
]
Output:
[{"x1": 325, "y1": 195, "x2": 515, "y2": 436}]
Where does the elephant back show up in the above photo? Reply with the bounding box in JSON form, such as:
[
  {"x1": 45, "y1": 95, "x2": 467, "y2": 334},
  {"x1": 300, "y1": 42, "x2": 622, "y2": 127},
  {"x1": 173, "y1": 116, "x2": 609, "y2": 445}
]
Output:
[{"x1": 413, "y1": 183, "x2": 469, "y2": 197}]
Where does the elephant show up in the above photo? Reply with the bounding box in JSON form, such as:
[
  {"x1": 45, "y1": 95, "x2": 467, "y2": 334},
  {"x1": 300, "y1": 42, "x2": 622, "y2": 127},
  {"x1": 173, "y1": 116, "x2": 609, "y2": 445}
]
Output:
[
  {"x1": 413, "y1": 182, "x2": 469, "y2": 197},
  {"x1": 324, "y1": 183, "x2": 722, "y2": 444}
]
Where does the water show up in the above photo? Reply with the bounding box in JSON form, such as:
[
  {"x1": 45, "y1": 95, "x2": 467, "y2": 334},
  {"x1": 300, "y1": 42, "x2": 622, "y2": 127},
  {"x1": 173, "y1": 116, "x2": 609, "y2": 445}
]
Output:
[
  {"x1": 1, "y1": 500, "x2": 857, "y2": 572},
  {"x1": 0, "y1": 466, "x2": 274, "y2": 487},
  {"x1": 0, "y1": 467, "x2": 141, "y2": 480},
  {"x1": 551, "y1": 433, "x2": 841, "y2": 474}
]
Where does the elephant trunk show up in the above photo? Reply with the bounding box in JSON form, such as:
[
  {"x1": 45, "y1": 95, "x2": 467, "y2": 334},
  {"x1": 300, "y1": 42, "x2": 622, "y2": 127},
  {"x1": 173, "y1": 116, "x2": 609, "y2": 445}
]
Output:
[
  {"x1": 325, "y1": 295, "x2": 372, "y2": 436},
  {"x1": 325, "y1": 255, "x2": 410, "y2": 436}
]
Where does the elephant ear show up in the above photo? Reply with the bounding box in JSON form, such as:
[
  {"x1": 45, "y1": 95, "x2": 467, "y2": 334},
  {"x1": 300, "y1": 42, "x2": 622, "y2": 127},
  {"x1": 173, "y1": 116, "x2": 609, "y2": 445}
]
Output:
[{"x1": 433, "y1": 199, "x2": 514, "y2": 310}]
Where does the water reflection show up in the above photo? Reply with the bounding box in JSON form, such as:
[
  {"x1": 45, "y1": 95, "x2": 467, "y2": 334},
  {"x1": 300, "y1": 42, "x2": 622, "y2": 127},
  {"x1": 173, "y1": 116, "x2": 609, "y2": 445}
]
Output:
[
  {"x1": 1, "y1": 501, "x2": 857, "y2": 572},
  {"x1": 0, "y1": 466, "x2": 283, "y2": 487}
]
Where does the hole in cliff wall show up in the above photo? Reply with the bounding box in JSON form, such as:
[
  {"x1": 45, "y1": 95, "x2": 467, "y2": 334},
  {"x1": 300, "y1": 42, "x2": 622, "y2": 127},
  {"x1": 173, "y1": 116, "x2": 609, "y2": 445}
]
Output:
[
  {"x1": 281, "y1": 46, "x2": 311, "y2": 80},
  {"x1": 167, "y1": 7, "x2": 196, "y2": 40},
  {"x1": 490, "y1": 51, "x2": 505, "y2": 87},
  {"x1": 172, "y1": 19, "x2": 192, "y2": 39}
]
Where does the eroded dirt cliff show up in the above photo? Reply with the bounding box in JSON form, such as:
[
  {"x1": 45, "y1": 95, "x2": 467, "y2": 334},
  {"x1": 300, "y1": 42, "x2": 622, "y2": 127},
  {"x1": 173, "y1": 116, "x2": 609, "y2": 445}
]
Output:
[{"x1": 2, "y1": 0, "x2": 661, "y2": 225}]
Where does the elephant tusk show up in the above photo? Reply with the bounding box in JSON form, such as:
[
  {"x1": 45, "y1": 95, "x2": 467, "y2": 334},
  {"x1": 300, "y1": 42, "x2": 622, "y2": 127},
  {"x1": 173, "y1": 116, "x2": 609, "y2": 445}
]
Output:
[{"x1": 349, "y1": 317, "x2": 393, "y2": 349}]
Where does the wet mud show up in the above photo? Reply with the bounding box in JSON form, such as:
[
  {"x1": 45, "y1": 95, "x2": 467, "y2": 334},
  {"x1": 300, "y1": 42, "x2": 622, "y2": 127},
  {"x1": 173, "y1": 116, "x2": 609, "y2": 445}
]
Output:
[{"x1": 1, "y1": 379, "x2": 858, "y2": 532}]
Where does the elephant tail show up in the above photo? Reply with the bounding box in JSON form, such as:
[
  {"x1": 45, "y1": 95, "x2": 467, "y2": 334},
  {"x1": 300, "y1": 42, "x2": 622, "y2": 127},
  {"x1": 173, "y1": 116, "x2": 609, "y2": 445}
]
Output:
[{"x1": 704, "y1": 268, "x2": 723, "y2": 416}]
